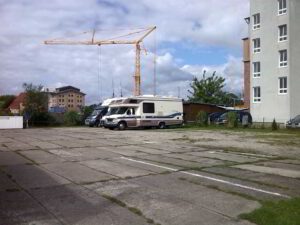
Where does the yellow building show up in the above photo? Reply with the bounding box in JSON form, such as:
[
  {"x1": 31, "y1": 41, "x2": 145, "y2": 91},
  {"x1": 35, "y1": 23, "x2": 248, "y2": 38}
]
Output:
[{"x1": 49, "y1": 86, "x2": 85, "y2": 112}]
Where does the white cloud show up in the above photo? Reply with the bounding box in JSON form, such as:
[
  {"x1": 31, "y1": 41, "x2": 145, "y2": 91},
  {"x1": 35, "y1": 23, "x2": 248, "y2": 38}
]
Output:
[{"x1": 0, "y1": 0, "x2": 249, "y2": 104}]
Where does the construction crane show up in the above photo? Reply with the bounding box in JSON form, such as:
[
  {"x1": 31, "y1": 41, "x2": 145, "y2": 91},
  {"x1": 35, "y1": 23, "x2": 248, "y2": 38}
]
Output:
[{"x1": 44, "y1": 26, "x2": 156, "y2": 96}]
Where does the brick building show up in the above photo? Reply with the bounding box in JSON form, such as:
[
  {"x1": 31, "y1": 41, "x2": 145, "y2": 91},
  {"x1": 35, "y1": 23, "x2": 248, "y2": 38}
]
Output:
[{"x1": 48, "y1": 86, "x2": 85, "y2": 112}]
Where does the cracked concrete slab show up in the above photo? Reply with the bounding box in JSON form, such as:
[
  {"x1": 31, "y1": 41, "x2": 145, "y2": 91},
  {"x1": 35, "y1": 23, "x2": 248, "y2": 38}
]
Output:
[
  {"x1": 0, "y1": 190, "x2": 61, "y2": 225},
  {"x1": 3, "y1": 164, "x2": 70, "y2": 190},
  {"x1": 19, "y1": 150, "x2": 65, "y2": 164},
  {"x1": 29, "y1": 184, "x2": 150, "y2": 225},
  {"x1": 187, "y1": 151, "x2": 264, "y2": 163},
  {"x1": 0, "y1": 152, "x2": 32, "y2": 165},
  {"x1": 233, "y1": 164, "x2": 300, "y2": 178},
  {"x1": 42, "y1": 162, "x2": 116, "y2": 184},
  {"x1": 81, "y1": 159, "x2": 155, "y2": 178},
  {"x1": 87, "y1": 173, "x2": 259, "y2": 225}
]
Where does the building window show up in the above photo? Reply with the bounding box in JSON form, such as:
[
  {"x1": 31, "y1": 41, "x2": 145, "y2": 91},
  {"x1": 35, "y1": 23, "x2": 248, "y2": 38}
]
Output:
[
  {"x1": 253, "y1": 38, "x2": 261, "y2": 53},
  {"x1": 143, "y1": 103, "x2": 155, "y2": 113},
  {"x1": 279, "y1": 77, "x2": 287, "y2": 94},
  {"x1": 279, "y1": 25, "x2": 287, "y2": 42},
  {"x1": 253, "y1": 62, "x2": 261, "y2": 78},
  {"x1": 253, "y1": 13, "x2": 260, "y2": 29},
  {"x1": 278, "y1": 0, "x2": 287, "y2": 15},
  {"x1": 279, "y1": 50, "x2": 288, "y2": 67},
  {"x1": 253, "y1": 87, "x2": 261, "y2": 103}
]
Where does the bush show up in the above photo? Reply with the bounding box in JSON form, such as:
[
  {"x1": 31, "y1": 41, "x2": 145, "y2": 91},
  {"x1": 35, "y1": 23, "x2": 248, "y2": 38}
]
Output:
[
  {"x1": 227, "y1": 111, "x2": 238, "y2": 128},
  {"x1": 196, "y1": 111, "x2": 208, "y2": 126},
  {"x1": 272, "y1": 118, "x2": 278, "y2": 131},
  {"x1": 29, "y1": 112, "x2": 57, "y2": 126},
  {"x1": 64, "y1": 111, "x2": 82, "y2": 126}
]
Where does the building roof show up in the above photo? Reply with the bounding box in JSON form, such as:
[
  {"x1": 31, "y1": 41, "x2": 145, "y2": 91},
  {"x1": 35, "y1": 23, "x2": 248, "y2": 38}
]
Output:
[
  {"x1": 183, "y1": 102, "x2": 224, "y2": 108},
  {"x1": 8, "y1": 93, "x2": 26, "y2": 110},
  {"x1": 52, "y1": 86, "x2": 86, "y2": 95},
  {"x1": 56, "y1": 86, "x2": 80, "y2": 92}
]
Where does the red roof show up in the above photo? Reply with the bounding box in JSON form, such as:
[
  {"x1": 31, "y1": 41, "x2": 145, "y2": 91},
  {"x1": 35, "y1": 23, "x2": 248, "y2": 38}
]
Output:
[{"x1": 9, "y1": 93, "x2": 27, "y2": 110}]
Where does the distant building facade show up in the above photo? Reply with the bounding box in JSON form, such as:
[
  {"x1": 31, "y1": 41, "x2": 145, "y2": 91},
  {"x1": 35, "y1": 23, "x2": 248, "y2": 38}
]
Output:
[
  {"x1": 244, "y1": 0, "x2": 300, "y2": 123},
  {"x1": 48, "y1": 86, "x2": 85, "y2": 112}
]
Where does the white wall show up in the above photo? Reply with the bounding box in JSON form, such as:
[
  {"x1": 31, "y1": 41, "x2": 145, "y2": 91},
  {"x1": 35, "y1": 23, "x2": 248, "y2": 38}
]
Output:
[{"x1": 0, "y1": 116, "x2": 23, "y2": 129}]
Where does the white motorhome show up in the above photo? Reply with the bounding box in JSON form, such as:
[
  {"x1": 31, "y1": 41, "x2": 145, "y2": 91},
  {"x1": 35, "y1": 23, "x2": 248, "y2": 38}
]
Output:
[{"x1": 103, "y1": 96, "x2": 183, "y2": 130}]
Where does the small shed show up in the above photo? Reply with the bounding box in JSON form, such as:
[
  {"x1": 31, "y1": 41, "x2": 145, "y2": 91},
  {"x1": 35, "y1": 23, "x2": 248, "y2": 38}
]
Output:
[{"x1": 183, "y1": 102, "x2": 226, "y2": 123}]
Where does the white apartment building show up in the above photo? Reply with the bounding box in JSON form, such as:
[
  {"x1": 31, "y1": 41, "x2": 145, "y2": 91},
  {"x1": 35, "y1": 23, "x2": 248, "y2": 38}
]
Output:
[{"x1": 248, "y1": 0, "x2": 300, "y2": 123}]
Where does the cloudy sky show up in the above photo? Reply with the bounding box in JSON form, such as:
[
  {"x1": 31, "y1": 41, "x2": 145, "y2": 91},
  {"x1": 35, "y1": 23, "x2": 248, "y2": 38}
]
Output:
[{"x1": 0, "y1": 0, "x2": 249, "y2": 104}]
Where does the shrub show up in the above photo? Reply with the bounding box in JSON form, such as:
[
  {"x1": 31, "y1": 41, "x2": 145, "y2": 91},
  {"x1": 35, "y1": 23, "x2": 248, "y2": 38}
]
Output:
[
  {"x1": 272, "y1": 118, "x2": 278, "y2": 131},
  {"x1": 64, "y1": 111, "x2": 81, "y2": 126},
  {"x1": 227, "y1": 111, "x2": 238, "y2": 128},
  {"x1": 196, "y1": 111, "x2": 208, "y2": 126},
  {"x1": 29, "y1": 111, "x2": 57, "y2": 126}
]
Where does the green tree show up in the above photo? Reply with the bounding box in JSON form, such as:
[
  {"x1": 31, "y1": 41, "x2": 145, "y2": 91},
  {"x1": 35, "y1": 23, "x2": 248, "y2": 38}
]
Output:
[
  {"x1": 23, "y1": 83, "x2": 51, "y2": 126},
  {"x1": 188, "y1": 71, "x2": 239, "y2": 106},
  {"x1": 0, "y1": 95, "x2": 16, "y2": 110}
]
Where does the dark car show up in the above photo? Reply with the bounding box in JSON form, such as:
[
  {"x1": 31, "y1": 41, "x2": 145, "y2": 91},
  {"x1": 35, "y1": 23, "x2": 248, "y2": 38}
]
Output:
[
  {"x1": 209, "y1": 111, "x2": 227, "y2": 123},
  {"x1": 85, "y1": 106, "x2": 108, "y2": 127},
  {"x1": 286, "y1": 115, "x2": 300, "y2": 128},
  {"x1": 215, "y1": 111, "x2": 252, "y2": 125}
]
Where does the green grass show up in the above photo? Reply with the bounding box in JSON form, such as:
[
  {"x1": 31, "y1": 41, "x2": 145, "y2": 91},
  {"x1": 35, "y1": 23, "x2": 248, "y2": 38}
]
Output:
[
  {"x1": 240, "y1": 198, "x2": 300, "y2": 225},
  {"x1": 167, "y1": 123, "x2": 300, "y2": 136}
]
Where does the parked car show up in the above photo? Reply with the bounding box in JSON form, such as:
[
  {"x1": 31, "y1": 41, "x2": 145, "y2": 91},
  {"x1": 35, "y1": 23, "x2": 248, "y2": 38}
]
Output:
[
  {"x1": 286, "y1": 115, "x2": 300, "y2": 128},
  {"x1": 209, "y1": 111, "x2": 227, "y2": 123},
  {"x1": 85, "y1": 106, "x2": 108, "y2": 127},
  {"x1": 215, "y1": 111, "x2": 252, "y2": 125}
]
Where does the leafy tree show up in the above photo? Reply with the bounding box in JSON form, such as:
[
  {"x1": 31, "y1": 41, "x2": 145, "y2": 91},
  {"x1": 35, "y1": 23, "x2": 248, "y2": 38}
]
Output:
[
  {"x1": 0, "y1": 95, "x2": 16, "y2": 110},
  {"x1": 188, "y1": 71, "x2": 239, "y2": 106},
  {"x1": 82, "y1": 105, "x2": 96, "y2": 120},
  {"x1": 23, "y1": 83, "x2": 51, "y2": 126},
  {"x1": 23, "y1": 83, "x2": 48, "y2": 115}
]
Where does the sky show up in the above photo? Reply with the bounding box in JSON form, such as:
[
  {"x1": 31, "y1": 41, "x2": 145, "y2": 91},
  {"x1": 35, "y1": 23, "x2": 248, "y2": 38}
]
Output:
[{"x1": 0, "y1": 0, "x2": 250, "y2": 104}]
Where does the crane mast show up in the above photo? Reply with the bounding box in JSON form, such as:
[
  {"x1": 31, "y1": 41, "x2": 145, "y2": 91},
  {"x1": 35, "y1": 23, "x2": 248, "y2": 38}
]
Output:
[{"x1": 44, "y1": 26, "x2": 156, "y2": 96}]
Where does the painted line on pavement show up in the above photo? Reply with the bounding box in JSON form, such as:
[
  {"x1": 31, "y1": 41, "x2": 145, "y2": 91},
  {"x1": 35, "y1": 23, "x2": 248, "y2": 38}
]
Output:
[
  {"x1": 120, "y1": 157, "x2": 178, "y2": 171},
  {"x1": 120, "y1": 157, "x2": 290, "y2": 198}
]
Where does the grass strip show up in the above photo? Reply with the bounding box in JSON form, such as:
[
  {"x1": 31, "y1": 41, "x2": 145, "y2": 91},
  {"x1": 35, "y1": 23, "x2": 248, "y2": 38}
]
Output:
[{"x1": 240, "y1": 198, "x2": 300, "y2": 225}]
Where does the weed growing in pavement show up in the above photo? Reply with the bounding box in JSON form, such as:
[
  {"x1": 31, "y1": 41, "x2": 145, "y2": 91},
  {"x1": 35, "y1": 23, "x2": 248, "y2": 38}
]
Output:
[{"x1": 102, "y1": 194, "x2": 161, "y2": 225}]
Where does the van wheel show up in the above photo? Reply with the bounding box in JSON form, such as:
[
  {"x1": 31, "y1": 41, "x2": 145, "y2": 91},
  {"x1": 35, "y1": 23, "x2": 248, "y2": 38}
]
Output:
[
  {"x1": 158, "y1": 122, "x2": 166, "y2": 129},
  {"x1": 118, "y1": 122, "x2": 127, "y2": 130}
]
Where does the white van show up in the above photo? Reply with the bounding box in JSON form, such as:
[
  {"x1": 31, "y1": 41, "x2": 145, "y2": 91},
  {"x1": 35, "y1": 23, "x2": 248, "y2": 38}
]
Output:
[{"x1": 103, "y1": 96, "x2": 183, "y2": 130}]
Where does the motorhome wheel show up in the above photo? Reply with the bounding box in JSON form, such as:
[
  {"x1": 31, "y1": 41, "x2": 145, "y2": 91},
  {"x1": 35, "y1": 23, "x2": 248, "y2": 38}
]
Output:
[
  {"x1": 158, "y1": 122, "x2": 166, "y2": 129},
  {"x1": 118, "y1": 122, "x2": 127, "y2": 130}
]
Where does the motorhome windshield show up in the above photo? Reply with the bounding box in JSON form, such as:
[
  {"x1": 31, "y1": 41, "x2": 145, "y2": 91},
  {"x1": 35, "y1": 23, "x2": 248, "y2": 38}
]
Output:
[{"x1": 109, "y1": 107, "x2": 128, "y2": 115}]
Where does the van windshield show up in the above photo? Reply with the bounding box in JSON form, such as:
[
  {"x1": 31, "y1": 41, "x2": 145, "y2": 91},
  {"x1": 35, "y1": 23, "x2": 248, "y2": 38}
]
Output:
[{"x1": 91, "y1": 110, "x2": 101, "y2": 116}]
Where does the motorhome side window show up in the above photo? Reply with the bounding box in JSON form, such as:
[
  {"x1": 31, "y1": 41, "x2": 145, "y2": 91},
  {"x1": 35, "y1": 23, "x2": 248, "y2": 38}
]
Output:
[
  {"x1": 143, "y1": 103, "x2": 155, "y2": 113},
  {"x1": 126, "y1": 108, "x2": 135, "y2": 115}
]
